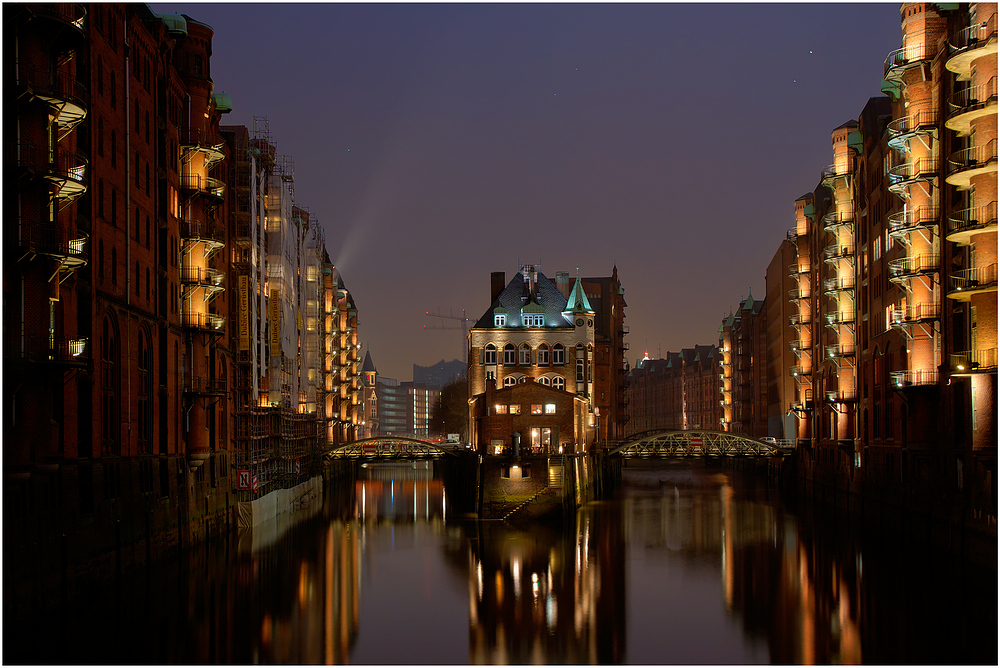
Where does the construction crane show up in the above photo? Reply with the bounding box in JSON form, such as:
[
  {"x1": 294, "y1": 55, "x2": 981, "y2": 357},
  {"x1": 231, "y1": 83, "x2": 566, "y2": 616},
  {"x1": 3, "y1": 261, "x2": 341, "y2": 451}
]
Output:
[{"x1": 424, "y1": 308, "x2": 472, "y2": 363}]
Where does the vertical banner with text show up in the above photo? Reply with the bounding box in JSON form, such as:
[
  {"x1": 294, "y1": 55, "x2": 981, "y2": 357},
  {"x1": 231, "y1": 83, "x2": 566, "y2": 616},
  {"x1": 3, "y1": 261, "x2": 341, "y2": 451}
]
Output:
[
  {"x1": 239, "y1": 276, "x2": 250, "y2": 351},
  {"x1": 269, "y1": 289, "x2": 280, "y2": 357}
]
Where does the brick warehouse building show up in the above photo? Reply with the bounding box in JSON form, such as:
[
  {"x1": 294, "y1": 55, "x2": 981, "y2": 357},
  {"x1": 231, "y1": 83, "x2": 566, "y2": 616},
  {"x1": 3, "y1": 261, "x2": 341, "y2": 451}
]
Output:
[
  {"x1": 3, "y1": 4, "x2": 362, "y2": 607},
  {"x1": 467, "y1": 264, "x2": 628, "y2": 453},
  {"x1": 625, "y1": 346, "x2": 721, "y2": 434}
]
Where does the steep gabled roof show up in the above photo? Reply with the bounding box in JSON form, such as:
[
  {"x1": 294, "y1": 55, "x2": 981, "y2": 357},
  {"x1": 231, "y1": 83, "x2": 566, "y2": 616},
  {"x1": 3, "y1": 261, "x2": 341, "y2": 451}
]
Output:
[
  {"x1": 472, "y1": 269, "x2": 572, "y2": 329},
  {"x1": 563, "y1": 273, "x2": 595, "y2": 317}
]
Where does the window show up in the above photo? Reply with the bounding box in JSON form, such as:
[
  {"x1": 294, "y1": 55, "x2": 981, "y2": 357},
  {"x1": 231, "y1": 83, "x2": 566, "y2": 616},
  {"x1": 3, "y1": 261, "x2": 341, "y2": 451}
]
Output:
[
  {"x1": 523, "y1": 314, "x2": 544, "y2": 327},
  {"x1": 509, "y1": 404, "x2": 520, "y2": 414},
  {"x1": 503, "y1": 343, "x2": 516, "y2": 365},
  {"x1": 485, "y1": 370, "x2": 495, "y2": 382},
  {"x1": 484, "y1": 344, "x2": 497, "y2": 365},
  {"x1": 519, "y1": 343, "x2": 531, "y2": 365},
  {"x1": 495, "y1": 313, "x2": 506, "y2": 327},
  {"x1": 552, "y1": 343, "x2": 565, "y2": 365},
  {"x1": 503, "y1": 376, "x2": 516, "y2": 387},
  {"x1": 537, "y1": 344, "x2": 549, "y2": 366},
  {"x1": 494, "y1": 404, "x2": 507, "y2": 414},
  {"x1": 577, "y1": 358, "x2": 585, "y2": 382},
  {"x1": 545, "y1": 404, "x2": 556, "y2": 414},
  {"x1": 539, "y1": 376, "x2": 551, "y2": 386},
  {"x1": 531, "y1": 404, "x2": 544, "y2": 415}
]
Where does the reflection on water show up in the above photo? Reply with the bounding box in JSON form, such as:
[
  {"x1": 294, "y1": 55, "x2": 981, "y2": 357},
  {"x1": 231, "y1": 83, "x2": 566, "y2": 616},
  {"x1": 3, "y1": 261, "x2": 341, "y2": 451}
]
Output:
[{"x1": 5, "y1": 461, "x2": 996, "y2": 664}]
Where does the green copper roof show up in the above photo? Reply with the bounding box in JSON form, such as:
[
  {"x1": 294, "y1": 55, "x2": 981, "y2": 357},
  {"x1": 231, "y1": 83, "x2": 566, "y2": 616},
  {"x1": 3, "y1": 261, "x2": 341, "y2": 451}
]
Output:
[
  {"x1": 522, "y1": 301, "x2": 546, "y2": 314},
  {"x1": 562, "y1": 273, "x2": 594, "y2": 316}
]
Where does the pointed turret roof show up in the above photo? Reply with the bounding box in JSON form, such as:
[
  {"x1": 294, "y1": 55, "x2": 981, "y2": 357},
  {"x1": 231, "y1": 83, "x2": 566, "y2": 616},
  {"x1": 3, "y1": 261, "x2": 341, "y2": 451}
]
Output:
[
  {"x1": 362, "y1": 350, "x2": 377, "y2": 375},
  {"x1": 562, "y1": 270, "x2": 595, "y2": 317}
]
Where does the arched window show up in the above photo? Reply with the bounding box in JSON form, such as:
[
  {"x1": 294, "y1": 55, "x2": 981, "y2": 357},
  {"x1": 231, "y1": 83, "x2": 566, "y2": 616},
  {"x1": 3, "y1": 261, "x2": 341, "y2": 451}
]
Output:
[
  {"x1": 553, "y1": 376, "x2": 566, "y2": 391},
  {"x1": 484, "y1": 343, "x2": 497, "y2": 366},
  {"x1": 503, "y1": 343, "x2": 516, "y2": 365},
  {"x1": 538, "y1": 376, "x2": 551, "y2": 386},
  {"x1": 552, "y1": 343, "x2": 565, "y2": 365},
  {"x1": 503, "y1": 376, "x2": 516, "y2": 387},
  {"x1": 111, "y1": 247, "x2": 117, "y2": 285},
  {"x1": 519, "y1": 343, "x2": 531, "y2": 365},
  {"x1": 537, "y1": 343, "x2": 550, "y2": 366}
]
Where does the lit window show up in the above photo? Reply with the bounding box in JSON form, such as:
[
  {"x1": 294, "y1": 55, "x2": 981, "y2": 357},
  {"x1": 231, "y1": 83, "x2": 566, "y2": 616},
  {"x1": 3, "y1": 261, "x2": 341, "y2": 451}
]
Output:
[
  {"x1": 523, "y1": 314, "x2": 544, "y2": 328},
  {"x1": 531, "y1": 404, "x2": 544, "y2": 415},
  {"x1": 552, "y1": 343, "x2": 565, "y2": 365},
  {"x1": 545, "y1": 404, "x2": 556, "y2": 414},
  {"x1": 495, "y1": 314, "x2": 506, "y2": 327},
  {"x1": 503, "y1": 343, "x2": 516, "y2": 365},
  {"x1": 520, "y1": 344, "x2": 531, "y2": 365},
  {"x1": 509, "y1": 404, "x2": 521, "y2": 414},
  {"x1": 495, "y1": 404, "x2": 507, "y2": 414},
  {"x1": 485, "y1": 344, "x2": 497, "y2": 365}
]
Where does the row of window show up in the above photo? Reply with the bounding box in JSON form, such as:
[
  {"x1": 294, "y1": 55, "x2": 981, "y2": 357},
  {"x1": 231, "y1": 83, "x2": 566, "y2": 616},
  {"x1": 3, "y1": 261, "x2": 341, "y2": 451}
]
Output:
[
  {"x1": 499, "y1": 374, "x2": 567, "y2": 390},
  {"x1": 494, "y1": 403, "x2": 558, "y2": 415},
  {"x1": 484, "y1": 342, "x2": 590, "y2": 366},
  {"x1": 495, "y1": 313, "x2": 546, "y2": 328}
]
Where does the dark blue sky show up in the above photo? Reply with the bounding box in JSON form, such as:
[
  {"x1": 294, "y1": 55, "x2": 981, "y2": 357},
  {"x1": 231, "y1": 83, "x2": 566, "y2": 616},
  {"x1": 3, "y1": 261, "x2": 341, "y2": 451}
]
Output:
[{"x1": 154, "y1": 2, "x2": 902, "y2": 381}]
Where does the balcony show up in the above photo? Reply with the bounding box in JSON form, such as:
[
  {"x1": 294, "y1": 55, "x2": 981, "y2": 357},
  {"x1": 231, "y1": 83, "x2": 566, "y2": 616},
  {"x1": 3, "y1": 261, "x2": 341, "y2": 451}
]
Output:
[
  {"x1": 15, "y1": 63, "x2": 88, "y2": 138},
  {"x1": 824, "y1": 277, "x2": 855, "y2": 295},
  {"x1": 181, "y1": 266, "x2": 224, "y2": 288},
  {"x1": 825, "y1": 309, "x2": 855, "y2": 327},
  {"x1": 946, "y1": 82, "x2": 998, "y2": 136},
  {"x1": 789, "y1": 313, "x2": 812, "y2": 327},
  {"x1": 888, "y1": 254, "x2": 939, "y2": 283},
  {"x1": 27, "y1": 4, "x2": 87, "y2": 41},
  {"x1": 951, "y1": 348, "x2": 998, "y2": 374},
  {"x1": 823, "y1": 243, "x2": 855, "y2": 264},
  {"x1": 180, "y1": 129, "x2": 226, "y2": 168},
  {"x1": 947, "y1": 263, "x2": 998, "y2": 301},
  {"x1": 947, "y1": 202, "x2": 998, "y2": 245},
  {"x1": 180, "y1": 219, "x2": 225, "y2": 254},
  {"x1": 887, "y1": 110, "x2": 939, "y2": 151},
  {"x1": 184, "y1": 377, "x2": 227, "y2": 396},
  {"x1": 788, "y1": 262, "x2": 810, "y2": 277},
  {"x1": 17, "y1": 222, "x2": 88, "y2": 268},
  {"x1": 825, "y1": 389, "x2": 857, "y2": 403},
  {"x1": 180, "y1": 173, "x2": 225, "y2": 199},
  {"x1": 181, "y1": 311, "x2": 225, "y2": 331},
  {"x1": 884, "y1": 42, "x2": 937, "y2": 83},
  {"x1": 890, "y1": 303, "x2": 941, "y2": 328},
  {"x1": 786, "y1": 228, "x2": 800, "y2": 243},
  {"x1": 16, "y1": 142, "x2": 88, "y2": 201},
  {"x1": 890, "y1": 369, "x2": 939, "y2": 388},
  {"x1": 888, "y1": 158, "x2": 939, "y2": 197},
  {"x1": 946, "y1": 14, "x2": 998, "y2": 80},
  {"x1": 789, "y1": 340, "x2": 807, "y2": 354},
  {"x1": 789, "y1": 365, "x2": 811, "y2": 378},
  {"x1": 945, "y1": 140, "x2": 998, "y2": 190},
  {"x1": 789, "y1": 287, "x2": 810, "y2": 302},
  {"x1": 825, "y1": 344, "x2": 856, "y2": 359},
  {"x1": 8, "y1": 335, "x2": 89, "y2": 367},
  {"x1": 888, "y1": 207, "x2": 939, "y2": 242},
  {"x1": 822, "y1": 211, "x2": 854, "y2": 232},
  {"x1": 820, "y1": 164, "x2": 851, "y2": 190}
]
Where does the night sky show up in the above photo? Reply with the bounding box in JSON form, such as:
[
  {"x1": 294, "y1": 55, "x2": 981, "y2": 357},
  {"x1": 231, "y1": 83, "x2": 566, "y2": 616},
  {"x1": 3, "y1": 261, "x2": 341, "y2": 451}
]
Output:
[{"x1": 153, "y1": 3, "x2": 902, "y2": 381}]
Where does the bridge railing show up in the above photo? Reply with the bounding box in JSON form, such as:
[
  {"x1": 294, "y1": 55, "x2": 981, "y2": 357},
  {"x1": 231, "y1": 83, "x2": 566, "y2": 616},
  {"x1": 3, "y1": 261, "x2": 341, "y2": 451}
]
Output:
[{"x1": 608, "y1": 430, "x2": 793, "y2": 458}]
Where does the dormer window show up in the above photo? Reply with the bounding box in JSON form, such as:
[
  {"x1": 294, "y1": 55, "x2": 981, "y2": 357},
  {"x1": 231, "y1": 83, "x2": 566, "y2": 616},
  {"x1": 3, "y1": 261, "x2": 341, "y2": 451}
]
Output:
[
  {"x1": 523, "y1": 314, "x2": 544, "y2": 328},
  {"x1": 495, "y1": 314, "x2": 506, "y2": 327}
]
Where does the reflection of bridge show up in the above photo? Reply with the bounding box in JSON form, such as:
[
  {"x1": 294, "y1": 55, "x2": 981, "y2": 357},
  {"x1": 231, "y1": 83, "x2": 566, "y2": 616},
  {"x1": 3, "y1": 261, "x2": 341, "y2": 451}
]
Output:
[
  {"x1": 609, "y1": 430, "x2": 791, "y2": 458},
  {"x1": 326, "y1": 436, "x2": 458, "y2": 460}
]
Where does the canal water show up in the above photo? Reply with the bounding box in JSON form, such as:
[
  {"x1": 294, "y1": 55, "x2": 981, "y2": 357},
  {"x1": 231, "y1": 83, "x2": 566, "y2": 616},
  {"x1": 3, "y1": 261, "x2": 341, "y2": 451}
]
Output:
[{"x1": 5, "y1": 460, "x2": 997, "y2": 664}]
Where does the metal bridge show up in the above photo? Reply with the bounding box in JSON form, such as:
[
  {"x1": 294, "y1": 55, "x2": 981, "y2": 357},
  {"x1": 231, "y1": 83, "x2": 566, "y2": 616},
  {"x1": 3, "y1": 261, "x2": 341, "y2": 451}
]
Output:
[
  {"x1": 608, "y1": 430, "x2": 792, "y2": 458},
  {"x1": 325, "y1": 436, "x2": 457, "y2": 460}
]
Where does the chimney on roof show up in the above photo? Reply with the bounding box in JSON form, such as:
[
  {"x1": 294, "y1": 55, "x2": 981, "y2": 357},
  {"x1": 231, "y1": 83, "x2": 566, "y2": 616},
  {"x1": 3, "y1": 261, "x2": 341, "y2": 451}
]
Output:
[
  {"x1": 491, "y1": 272, "x2": 505, "y2": 303},
  {"x1": 556, "y1": 271, "x2": 570, "y2": 298}
]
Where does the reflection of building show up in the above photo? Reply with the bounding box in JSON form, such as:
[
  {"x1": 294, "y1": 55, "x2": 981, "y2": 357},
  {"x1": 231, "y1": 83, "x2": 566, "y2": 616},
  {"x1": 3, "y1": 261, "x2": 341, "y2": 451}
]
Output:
[
  {"x1": 469, "y1": 264, "x2": 623, "y2": 452},
  {"x1": 466, "y1": 516, "x2": 625, "y2": 663}
]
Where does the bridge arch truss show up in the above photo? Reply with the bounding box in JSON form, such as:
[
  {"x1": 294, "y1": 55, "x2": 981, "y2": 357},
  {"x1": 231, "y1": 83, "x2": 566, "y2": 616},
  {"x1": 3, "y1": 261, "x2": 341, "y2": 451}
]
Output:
[
  {"x1": 609, "y1": 430, "x2": 789, "y2": 458},
  {"x1": 326, "y1": 436, "x2": 453, "y2": 460}
]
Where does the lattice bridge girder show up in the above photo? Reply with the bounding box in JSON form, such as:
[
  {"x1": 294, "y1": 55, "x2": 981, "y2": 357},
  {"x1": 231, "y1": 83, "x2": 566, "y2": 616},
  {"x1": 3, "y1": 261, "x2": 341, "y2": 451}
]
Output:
[
  {"x1": 609, "y1": 430, "x2": 790, "y2": 458},
  {"x1": 326, "y1": 436, "x2": 455, "y2": 460}
]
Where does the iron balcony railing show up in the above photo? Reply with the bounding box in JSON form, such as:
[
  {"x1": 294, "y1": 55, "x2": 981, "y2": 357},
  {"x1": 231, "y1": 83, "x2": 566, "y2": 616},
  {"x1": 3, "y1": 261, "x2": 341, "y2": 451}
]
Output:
[
  {"x1": 29, "y1": 3, "x2": 87, "y2": 34},
  {"x1": 948, "y1": 81, "x2": 998, "y2": 118},
  {"x1": 889, "y1": 254, "x2": 939, "y2": 280},
  {"x1": 825, "y1": 344, "x2": 856, "y2": 359},
  {"x1": 18, "y1": 222, "x2": 88, "y2": 263},
  {"x1": 888, "y1": 207, "x2": 939, "y2": 237},
  {"x1": 184, "y1": 377, "x2": 227, "y2": 395},
  {"x1": 888, "y1": 157, "x2": 940, "y2": 184},
  {"x1": 180, "y1": 174, "x2": 225, "y2": 199},
  {"x1": 890, "y1": 303, "x2": 941, "y2": 326},
  {"x1": 951, "y1": 348, "x2": 998, "y2": 373},
  {"x1": 949, "y1": 263, "x2": 998, "y2": 294},
  {"x1": 786, "y1": 228, "x2": 799, "y2": 242},
  {"x1": 824, "y1": 277, "x2": 855, "y2": 294},
  {"x1": 887, "y1": 110, "x2": 940, "y2": 137},
  {"x1": 180, "y1": 219, "x2": 225, "y2": 244},
  {"x1": 825, "y1": 310, "x2": 855, "y2": 327},
  {"x1": 8, "y1": 335, "x2": 89, "y2": 365},
  {"x1": 789, "y1": 287, "x2": 810, "y2": 301},
  {"x1": 947, "y1": 140, "x2": 998, "y2": 173},
  {"x1": 180, "y1": 266, "x2": 224, "y2": 286},
  {"x1": 948, "y1": 202, "x2": 998, "y2": 239},
  {"x1": 789, "y1": 313, "x2": 812, "y2": 327},
  {"x1": 788, "y1": 262, "x2": 810, "y2": 276},
  {"x1": 181, "y1": 311, "x2": 225, "y2": 330},
  {"x1": 825, "y1": 389, "x2": 857, "y2": 403},
  {"x1": 823, "y1": 243, "x2": 855, "y2": 262},
  {"x1": 820, "y1": 164, "x2": 850, "y2": 188},
  {"x1": 789, "y1": 340, "x2": 806, "y2": 353},
  {"x1": 822, "y1": 211, "x2": 854, "y2": 231},
  {"x1": 15, "y1": 62, "x2": 89, "y2": 113},
  {"x1": 948, "y1": 14, "x2": 998, "y2": 53},
  {"x1": 884, "y1": 42, "x2": 938, "y2": 77},
  {"x1": 789, "y1": 365, "x2": 811, "y2": 378},
  {"x1": 890, "y1": 369, "x2": 939, "y2": 388},
  {"x1": 15, "y1": 141, "x2": 89, "y2": 193}
]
